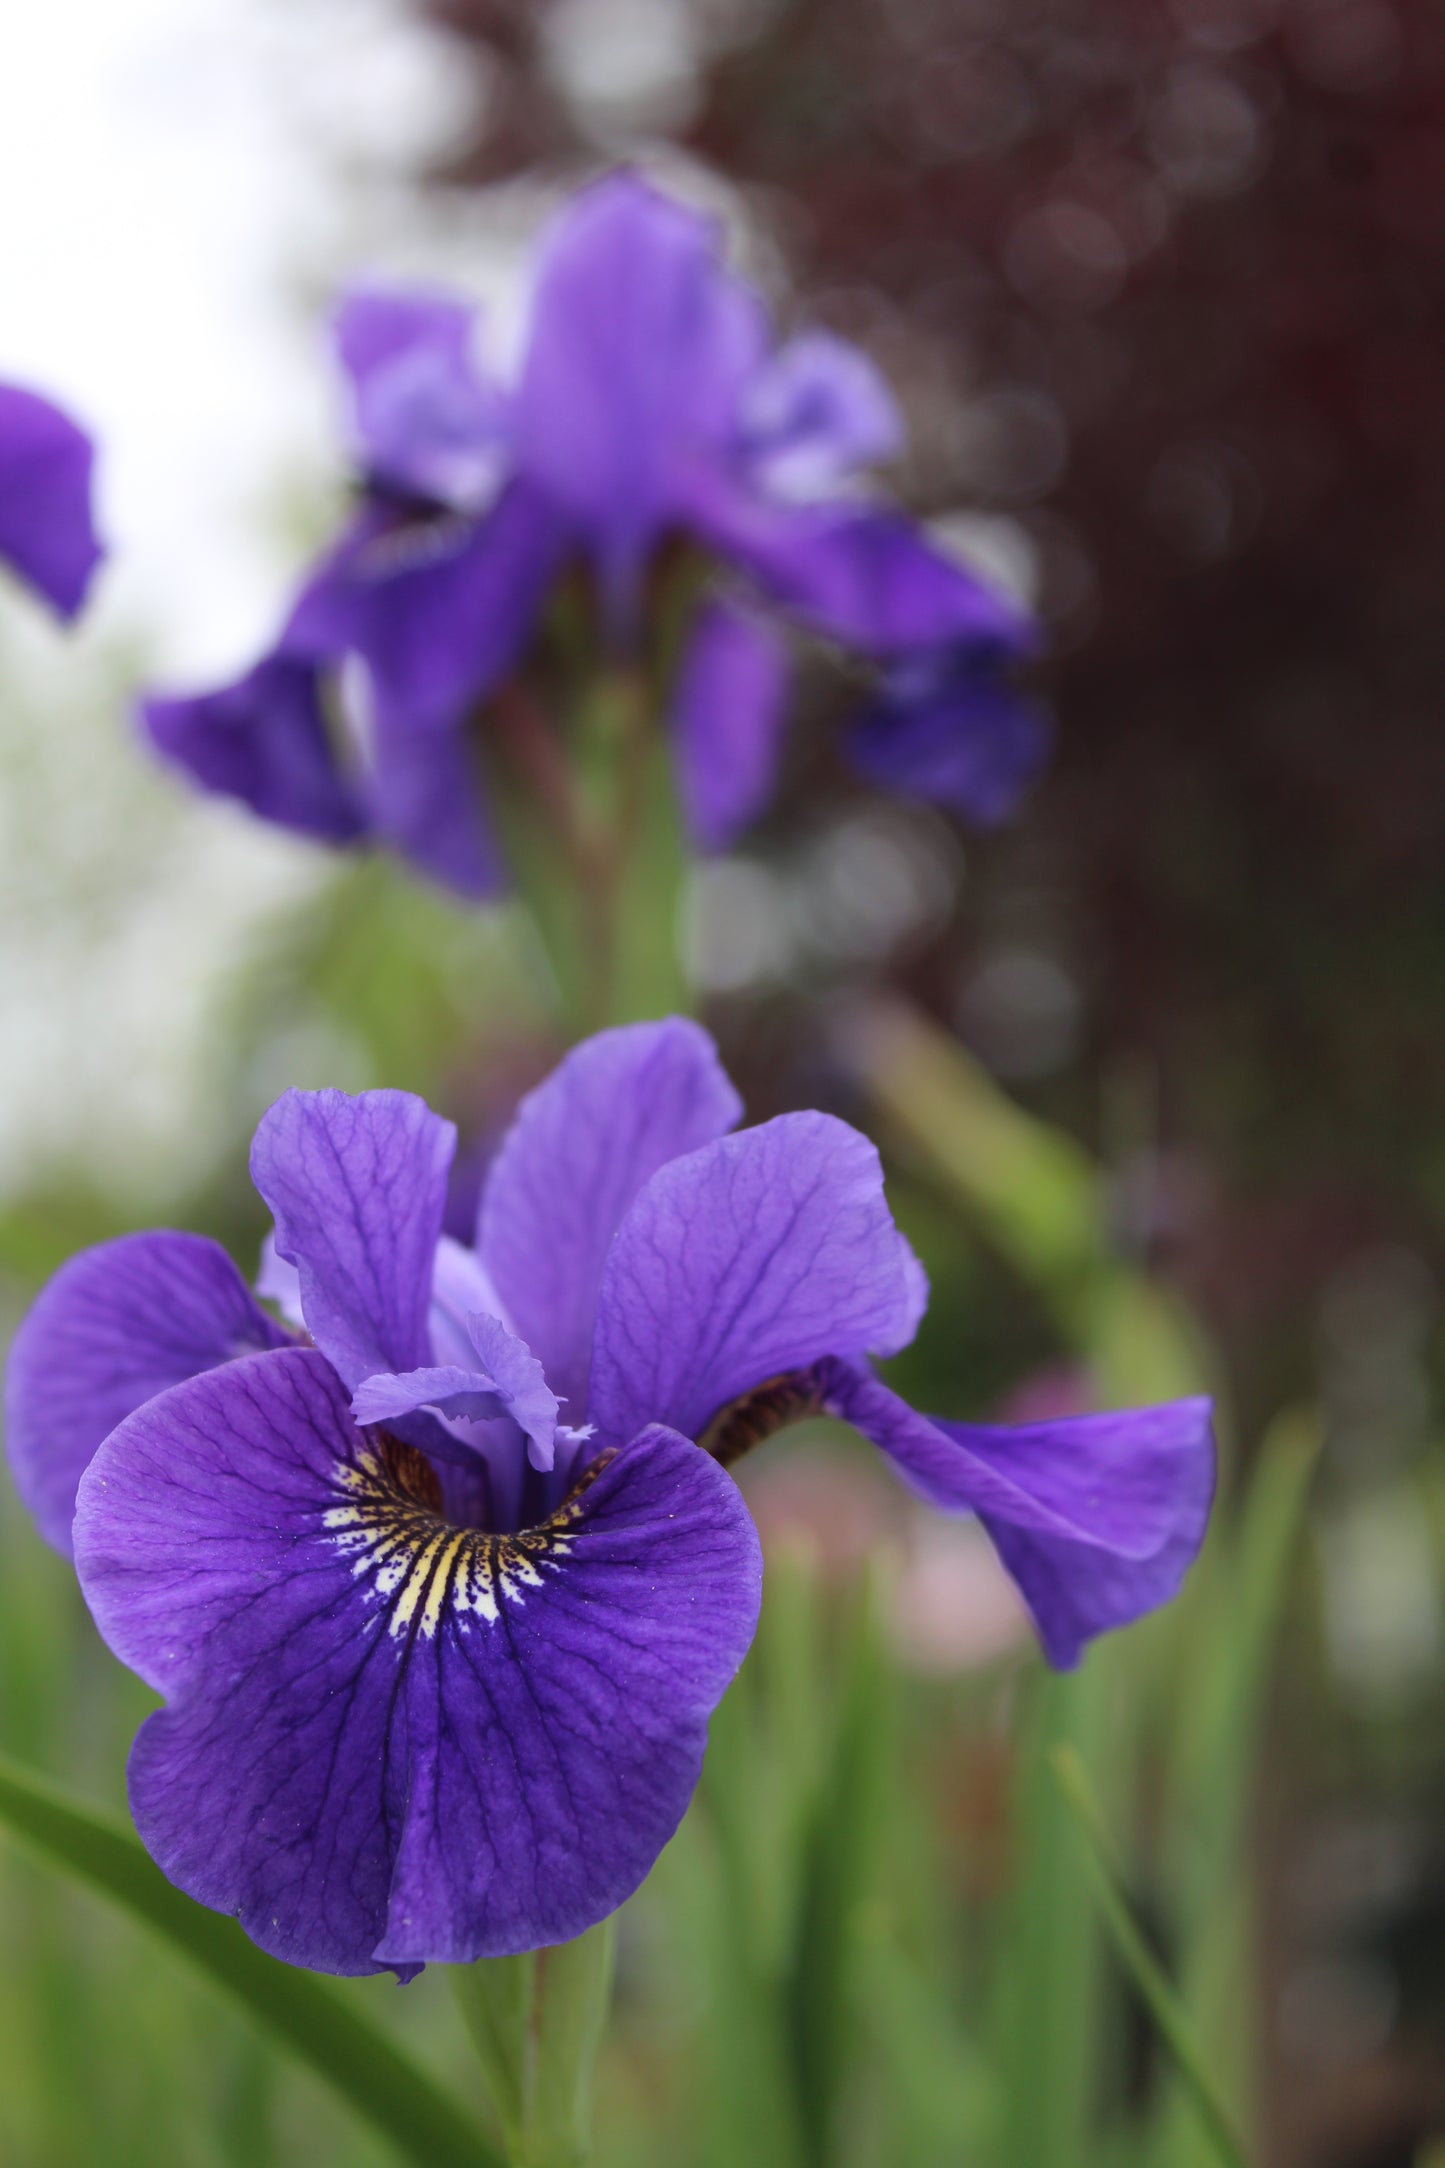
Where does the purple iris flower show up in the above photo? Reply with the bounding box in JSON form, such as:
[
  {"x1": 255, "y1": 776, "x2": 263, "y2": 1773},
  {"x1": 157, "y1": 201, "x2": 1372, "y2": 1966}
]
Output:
[
  {"x1": 140, "y1": 173, "x2": 1041, "y2": 897},
  {"x1": 0, "y1": 382, "x2": 102, "y2": 620},
  {"x1": 4, "y1": 1021, "x2": 1212, "y2": 1976},
  {"x1": 851, "y1": 648, "x2": 1053, "y2": 826}
]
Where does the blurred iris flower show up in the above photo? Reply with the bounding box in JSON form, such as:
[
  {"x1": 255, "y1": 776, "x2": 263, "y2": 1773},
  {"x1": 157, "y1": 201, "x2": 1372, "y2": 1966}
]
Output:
[
  {"x1": 141, "y1": 172, "x2": 1043, "y2": 896},
  {"x1": 6, "y1": 1020, "x2": 1210, "y2": 1976},
  {"x1": 0, "y1": 382, "x2": 102, "y2": 619}
]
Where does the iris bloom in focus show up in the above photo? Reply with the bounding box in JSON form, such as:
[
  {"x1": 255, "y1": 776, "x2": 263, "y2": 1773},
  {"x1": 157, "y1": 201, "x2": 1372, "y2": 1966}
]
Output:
[
  {"x1": 5, "y1": 1022, "x2": 1209, "y2": 1975},
  {"x1": 141, "y1": 172, "x2": 1043, "y2": 897},
  {"x1": 0, "y1": 382, "x2": 102, "y2": 619}
]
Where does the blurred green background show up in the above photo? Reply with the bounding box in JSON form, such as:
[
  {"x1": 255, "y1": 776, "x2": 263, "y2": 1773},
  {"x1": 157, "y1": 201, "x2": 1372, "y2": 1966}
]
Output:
[{"x1": 4, "y1": 1, "x2": 1445, "y2": 2163}]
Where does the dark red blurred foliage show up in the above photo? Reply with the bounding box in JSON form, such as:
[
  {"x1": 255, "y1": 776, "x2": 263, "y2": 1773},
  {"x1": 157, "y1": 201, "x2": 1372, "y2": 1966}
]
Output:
[{"x1": 421, "y1": 0, "x2": 1445, "y2": 1439}]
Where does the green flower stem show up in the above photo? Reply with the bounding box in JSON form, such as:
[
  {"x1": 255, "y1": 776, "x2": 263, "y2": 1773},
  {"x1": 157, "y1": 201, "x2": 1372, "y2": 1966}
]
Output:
[
  {"x1": 450, "y1": 1920, "x2": 617, "y2": 2168},
  {"x1": 0, "y1": 1750, "x2": 494, "y2": 2168},
  {"x1": 1050, "y1": 1747, "x2": 1255, "y2": 2168},
  {"x1": 487, "y1": 663, "x2": 690, "y2": 1036}
]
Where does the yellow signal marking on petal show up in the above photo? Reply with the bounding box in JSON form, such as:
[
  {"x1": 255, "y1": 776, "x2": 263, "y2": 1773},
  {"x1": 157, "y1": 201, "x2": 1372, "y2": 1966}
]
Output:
[
  {"x1": 390, "y1": 1527, "x2": 452, "y2": 1637},
  {"x1": 422, "y1": 1530, "x2": 471, "y2": 1638},
  {"x1": 322, "y1": 1441, "x2": 619, "y2": 1636}
]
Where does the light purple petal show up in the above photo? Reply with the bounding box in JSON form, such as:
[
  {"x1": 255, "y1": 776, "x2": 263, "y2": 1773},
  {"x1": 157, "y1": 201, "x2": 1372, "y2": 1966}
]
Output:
[
  {"x1": 690, "y1": 488, "x2": 1036, "y2": 659},
  {"x1": 850, "y1": 668, "x2": 1050, "y2": 825},
  {"x1": 516, "y1": 171, "x2": 767, "y2": 622},
  {"x1": 478, "y1": 1019, "x2": 743, "y2": 1413},
  {"x1": 672, "y1": 599, "x2": 792, "y2": 851},
  {"x1": 74, "y1": 1347, "x2": 761, "y2": 1972},
  {"x1": 334, "y1": 287, "x2": 506, "y2": 513},
  {"x1": 351, "y1": 1311, "x2": 560, "y2": 1472},
  {"x1": 740, "y1": 331, "x2": 903, "y2": 497},
  {"x1": 822, "y1": 1363, "x2": 1215, "y2": 1668},
  {"x1": 590, "y1": 1112, "x2": 925, "y2": 1448},
  {"x1": 429, "y1": 1234, "x2": 510, "y2": 1366},
  {"x1": 140, "y1": 653, "x2": 369, "y2": 844},
  {"x1": 256, "y1": 1231, "x2": 305, "y2": 1328},
  {"x1": 0, "y1": 382, "x2": 102, "y2": 619},
  {"x1": 250, "y1": 1088, "x2": 455, "y2": 1388},
  {"x1": 350, "y1": 1363, "x2": 508, "y2": 1425},
  {"x1": 4, "y1": 1232, "x2": 290, "y2": 1557}
]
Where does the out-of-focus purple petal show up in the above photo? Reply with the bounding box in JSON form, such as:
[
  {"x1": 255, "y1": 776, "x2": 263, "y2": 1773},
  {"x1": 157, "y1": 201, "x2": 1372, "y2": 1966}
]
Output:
[
  {"x1": 740, "y1": 331, "x2": 903, "y2": 497},
  {"x1": 672, "y1": 599, "x2": 792, "y2": 852},
  {"x1": 851, "y1": 670, "x2": 1051, "y2": 825},
  {"x1": 690, "y1": 488, "x2": 1035, "y2": 658},
  {"x1": 256, "y1": 1231, "x2": 305, "y2": 1327},
  {"x1": 516, "y1": 172, "x2": 767, "y2": 623},
  {"x1": 366, "y1": 700, "x2": 506, "y2": 897},
  {"x1": 822, "y1": 1363, "x2": 1215, "y2": 1668},
  {"x1": 334, "y1": 287, "x2": 507, "y2": 513},
  {"x1": 479, "y1": 1019, "x2": 742, "y2": 1412},
  {"x1": 590, "y1": 1111, "x2": 924, "y2": 1449},
  {"x1": 0, "y1": 382, "x2": 102, "y2": 619},
  {"x1": 250, "y1": 1088, "x2": 455, "y2": 1388},
  {"x1": 74, "y1": 1347, "x2": 761, "y2": 1971},
  {"x1": 351, "y1": 1311, "x2": 560, "y2": 1471},
  {"x1": 4, "y1": 1232, "x2": 290, "y2": 1557},
  {"x1": 140, "y1": 653, "x2": 369, "y2": 843},
  {"x1": 341, "y1": 480, "x2": 564, "y2": 734}
]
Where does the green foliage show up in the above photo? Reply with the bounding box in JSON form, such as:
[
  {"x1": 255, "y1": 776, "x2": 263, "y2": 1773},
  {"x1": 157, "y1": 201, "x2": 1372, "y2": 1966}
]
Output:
[
  {"x1": 453, "y1": 1923, "x2": 617, "y2": 2168},
  {"x1": 0, "y1": 1751, "x2": 492, "y2": 2168}
]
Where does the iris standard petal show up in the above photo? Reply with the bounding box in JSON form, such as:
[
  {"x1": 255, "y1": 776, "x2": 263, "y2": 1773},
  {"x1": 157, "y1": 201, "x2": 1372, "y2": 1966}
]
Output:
[
  {"x1": 351, "y1": 1310, "x2": 561, "y2": 1472},
  {"x1": 73, "y1": 1347, "x2": 762, "y2": 1972},
  {"x1": 822, "y1": 1363, "x2": 1215, "y2": 1668},
  {"x1": 478, "y1": 1019, "x2": 743, "y2": 1413},
  {"x1": 334, "y1": 287, "x2": 506, "y2": 513},
  {"x1": 515, "y1": 171, "x2": 768, "y2": 617},
  {"x1": 850, "y1": 672, "x2": 1051, "y2": 825},
  {"x1": 690, "y1": 490, "x2": 1035, "y2": 659},
  {"x1": 250, "y1": 1088, "x2": 456, "y2": 1387},
  {"x1": 4, "y1": 1232, "x2": 290, "y2": 1557},
  {"x1": 672, "y1": 599, "x2": 792, "y2": 852},
  {"x1": 0, "y1": 381, "x2": 102, "y2": 619},
  {"x1": 141, "y1": 653, "x2": 370, "y2": 843},
  {"x1": 740, "y1": 330, "x2": 903, "y2": 497},
  {"x1": 589, "y1": 1112, "x2": 926, "y2": 1449}
]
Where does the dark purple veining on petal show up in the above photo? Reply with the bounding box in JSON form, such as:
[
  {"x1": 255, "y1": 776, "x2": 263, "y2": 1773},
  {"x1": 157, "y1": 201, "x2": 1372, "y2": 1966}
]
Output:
[{"x1": 73, "y1": 1347, "x2": 761, "y2": 1972}]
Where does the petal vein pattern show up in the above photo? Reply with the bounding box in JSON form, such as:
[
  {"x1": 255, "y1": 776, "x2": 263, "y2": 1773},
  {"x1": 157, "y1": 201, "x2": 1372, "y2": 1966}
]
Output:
[
  {"x1": 250, "y1": 1088, "x2": 456, "y2": 1387},
  {"x1": 478, "y1": 1019, "x2": 743, "y2": 1411},
  {"x1": 72, "y1": 1349, "x2": 761, "y2": 1973},
  {"x1": 588, "y1": 1110, "x2": 924, "y2": 1448},
  {"x1": 4, "y1": 1231, "x2": 291, "y2": 1557}
]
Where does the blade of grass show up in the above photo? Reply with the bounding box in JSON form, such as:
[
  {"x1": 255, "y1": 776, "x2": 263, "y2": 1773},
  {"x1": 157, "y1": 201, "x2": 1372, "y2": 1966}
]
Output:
[
  {"x1": 1151, "y1": 1410, "x2": 1321, "y2": 2168},
  {"x1": 665, "y1": 1553, "x2": 826, "y2": 2168},
  {"x1": 846, "y1": 998, "x2": 1105, "y2": 1334},
  {"x1": 0, "y1": 1750, "x2": 496, "y2": 2168},
  {"x1": 786, "y1": 1567, "x2": 893, "y2": 2168},
  {"x1": 854, "y1": 1922, "x2": 999, "y2": 2165},
  {"x1": 451, "y1": 1921, "x2": 617, "y2": 2168},
  {"x1": 988, "y1": 1661, "x2": 1111, "y2": 2168},
  {"x1": 1051, "y1": 1747, "x2": 1253, "y2": 2168}
]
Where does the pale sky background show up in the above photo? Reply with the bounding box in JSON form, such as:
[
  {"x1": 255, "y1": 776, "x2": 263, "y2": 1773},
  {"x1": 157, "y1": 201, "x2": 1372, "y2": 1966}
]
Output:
[
  {"x1": 0, "y1": 0, "x2": 502, "y2": 1209},
  {"x1": 1, "y1": 0, "x2": 496, "y2": 671}
]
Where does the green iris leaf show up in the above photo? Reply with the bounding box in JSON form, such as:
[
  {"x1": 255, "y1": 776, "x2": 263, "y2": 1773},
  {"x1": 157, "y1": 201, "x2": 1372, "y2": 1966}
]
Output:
[{"x1": 0, "y1": 1749, "x2": 498, "y2": 2168}]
